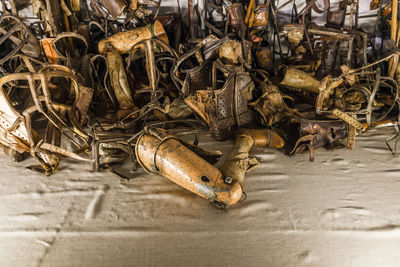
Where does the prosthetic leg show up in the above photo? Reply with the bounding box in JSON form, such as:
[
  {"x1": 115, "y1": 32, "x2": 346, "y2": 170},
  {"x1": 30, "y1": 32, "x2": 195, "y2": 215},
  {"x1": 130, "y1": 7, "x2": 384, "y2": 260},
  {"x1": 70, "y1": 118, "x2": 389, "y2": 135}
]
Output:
[
  {"x1": 219, "y1": 129, "x2": 285, "y2": 184},
  {"x1": 136, "y1": 128, "x2": 243, "y2": 206}
]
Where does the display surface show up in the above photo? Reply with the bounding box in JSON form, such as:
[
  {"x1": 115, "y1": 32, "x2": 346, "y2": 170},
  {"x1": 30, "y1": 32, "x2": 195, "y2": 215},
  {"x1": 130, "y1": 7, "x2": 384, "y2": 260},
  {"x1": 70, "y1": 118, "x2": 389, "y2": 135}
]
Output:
[{"x1": 1, "y1": 127, "x2": 400, "y2": 266}]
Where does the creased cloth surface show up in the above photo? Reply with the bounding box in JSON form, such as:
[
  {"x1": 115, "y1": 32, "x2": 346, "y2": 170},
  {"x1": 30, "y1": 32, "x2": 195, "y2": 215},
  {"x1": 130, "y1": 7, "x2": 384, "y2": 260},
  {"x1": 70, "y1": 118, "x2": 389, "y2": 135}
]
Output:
[{"x1": 1, "y1": 127, "x2": 400, "y2": 266}]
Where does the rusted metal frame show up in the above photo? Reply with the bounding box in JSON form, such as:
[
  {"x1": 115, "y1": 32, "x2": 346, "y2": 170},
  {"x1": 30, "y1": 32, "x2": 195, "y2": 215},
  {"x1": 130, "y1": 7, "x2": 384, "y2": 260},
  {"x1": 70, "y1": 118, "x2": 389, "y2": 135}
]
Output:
[
  {"x1": 346, "y1": 29, "x2": 368, "y2": 68},
  {"x1": 388, "y1": 0, "x2": 399, "y2": 78},
  {"x1": 307, "y1": 28, "x2": 363, "y2": 72},
  {"x1": 127, "y1": 38, "x2": 178, "y2": 69},
  {"x1": 171, "y1": 45, "x2": 204, "y2": 96},
  {"x1": 322, "y1": 69, "x2": 398, "y2": 128},
  {"x1": 0, "y1": 0, "x2": 9, "y2": 14},
  {"x1": 127, "y1": 38, "x2": 177, "y2": 101},
  {"x1": 373, "y1": 76, "x2": 400, "y2": 122},
  {"x1": 0, "y1": 23, "x2": 22, "y2": 45},
  {"x1": 40, "y1": 110, "x2": 90, "y2": 158},
  {"x1": 44, "y1": 0, "x2": 62, "y2": 35},
  {"x1": 374, "y1": 0, "x2": 383, "y2": 33},
  {"x1": 297, "y1": 0, "x2": 329, "y2": 56},
  {"x1": 321, "y1": 40, "x2": 327, "y2": 74},
  {"x1": 340, "y1": 51, "x2": 400, "y2": 77},
  {"x1": 386, "y1": 121, "x2": 400, "y2": 157},
  {"x1": 9, "y1": 54, "x2": 44, "y2": 73},
  {"x1": 347, "y1": 36, "x2": 354, "y2": 67},
  {"x1": 44, "y1": 105, "x2": 63, "y2": 149},
  {"x1": 92, "y1": 134, "x2": 133, "y2": 172},
  {"x1": 392, "y1": 0, "x2": 398, "y2": 41},
  {"x1": 311, "y1": 0, "x2": 330, "y2": 13},
  {"x1": 89, "y1": 21, "x2": 105, "y2": 33},
  {"x1": 288, "y1": 134, "x2": 315, "y2": 159},
  {"x1": 0, "y1": 36, "x2": 31, "y2": 65},
  {"x1": 22, "y1": 99, "x2": 90, "y2": 174},
  {"x1": 331, "y1": 40, "x2": 342, "y2": 74},
  {"x1": 118, "y1": 91, "x2": 163, "y2": 123},
  {"x1": 268, "y1": 0, "x2": 285, "y2": 61},
  {"x1": 305, "y1": 0, "x2": 312, "y2": 22},
  {"x1": 204, "y1": 0, "x2": 208, "y2": 25},
  {"x1": 307, "y1": 28, "x2": 350, "y2": 40},
  {"x1": 385, "y1": 94, "x2": 400, "y2": 157},
  {"x1": 0, "y1": 71, "x2": 90, "y2": 148},
  {"x1": 290, "y1": 0, "x2": 299, "y2": 24},
  {"x1": 354, "y1": 0, "x2": 360, "y2": 29},
  {"x1": 22, "y1": 103, "x2": 56, "y2": 171},
  {"x1": 0, "y1": 15, "x2": 38, "y2": 65},
  {"x1": 211, "y1": 58, "x2": 230, "y2": 90},
  {"x1": 37, "y1": 69, "x2": 90, "y2": 143},
  {"x1": 136, "y1": 119, "x2": 201, "y2": 141},
  {"x1": 366, "y1": 68, "x2": 381, "y2": 126},
  {"x1": 288, "y1": 117, "x2": 348, "y2": 161},
  {"x1": 89, "y1": 54, "x2": 118, "y2": 108},
  {"x1": 52, "y1": 32, "x2": 88, "y2": 60},
  {"x1": 0, "y1": 74, "x2": 62, "y2": 132},
  {"x1": 301, "y1": 2, "x2": 316, "y2": 56},
  {"x1": 205, "y1": 21, "x2": 224, "y2": 37},
  {"x1": 155, "y1": 56, "x2": 176, "y2": 80},
  {"x1": 2, "y1": 0, "x2": 17, "y2": 15},
  {"x1": 39, "y1": 74, "x2": 72, "y2": 129}
]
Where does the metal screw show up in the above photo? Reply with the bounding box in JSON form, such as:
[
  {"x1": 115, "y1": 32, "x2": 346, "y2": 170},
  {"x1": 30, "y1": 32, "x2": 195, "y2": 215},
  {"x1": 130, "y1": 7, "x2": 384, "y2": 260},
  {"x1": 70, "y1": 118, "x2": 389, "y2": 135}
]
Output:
[{"x1": 224, "y1": 176, "x2": 233, "y2": 184}]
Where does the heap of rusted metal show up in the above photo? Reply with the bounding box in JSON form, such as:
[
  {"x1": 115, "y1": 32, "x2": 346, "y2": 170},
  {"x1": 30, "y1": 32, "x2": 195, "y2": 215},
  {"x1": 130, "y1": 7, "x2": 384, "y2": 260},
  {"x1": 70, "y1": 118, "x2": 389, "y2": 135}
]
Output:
[{"x1": 0, "y1": 0, "x2": 398, "y2": 207}]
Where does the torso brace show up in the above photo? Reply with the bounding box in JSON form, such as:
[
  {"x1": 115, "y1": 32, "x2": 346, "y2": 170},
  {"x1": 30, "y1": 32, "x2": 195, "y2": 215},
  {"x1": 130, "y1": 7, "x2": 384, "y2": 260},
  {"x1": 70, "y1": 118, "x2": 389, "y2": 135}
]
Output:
[{"x1": 185, "y1": 60, "x2": 255, "y2": 141}]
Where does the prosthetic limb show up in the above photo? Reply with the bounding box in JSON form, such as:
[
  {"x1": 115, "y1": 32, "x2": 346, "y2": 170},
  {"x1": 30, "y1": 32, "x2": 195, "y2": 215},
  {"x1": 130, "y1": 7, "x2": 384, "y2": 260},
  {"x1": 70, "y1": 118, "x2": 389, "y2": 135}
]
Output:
[
  {"x1": 219, "y1": 129, "x2": 285, "y2": 184},
  {"x1": 280, "y1": 67, "x2": 321, "y2": 93},
  {"x1": 136, "y1": 128, "x2": 243, "y2": 206},
  {"x1": 98, "y1": 20, "x2": 168, "y2": 54}
]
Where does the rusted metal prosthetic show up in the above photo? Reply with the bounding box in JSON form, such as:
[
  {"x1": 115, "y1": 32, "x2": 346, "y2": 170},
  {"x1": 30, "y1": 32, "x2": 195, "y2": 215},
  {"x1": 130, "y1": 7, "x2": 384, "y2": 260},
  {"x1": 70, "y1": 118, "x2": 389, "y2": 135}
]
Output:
[
  {"x1": 220, "y1": 129, "x2": 285, "y2": 184},
  {"x1": 98, "y1": 20, "x2": 168, "y2": 54},
  {"x1": 136, "y1": 128, "x2": 243, "y2": 206},
  {"x1": 287, "y1": 117, "x2": 348, "y2": 161}
]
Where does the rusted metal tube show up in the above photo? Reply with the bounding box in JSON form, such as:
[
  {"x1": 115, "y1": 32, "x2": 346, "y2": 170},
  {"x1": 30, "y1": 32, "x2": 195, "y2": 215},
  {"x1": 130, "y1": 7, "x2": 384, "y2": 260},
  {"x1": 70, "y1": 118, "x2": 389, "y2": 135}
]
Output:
[
  {"x1": 144, "y1": 39, "x2": 157, "y2": 92},
  {"x1": 136, "y1": 129, "x2": 242, "y2": 205},
  {"x1": 98, "y1": 20, "x2": 168, "y2": 54},
  {"x1": 392, "y1": 0, "x2": 398, "y2": 41},
  {"x1": 188, "y1": 0, "x2": 195, "y2": 38},
  {"x1": 389, "y1": 0, "x2": 398, "y2": 77}
]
